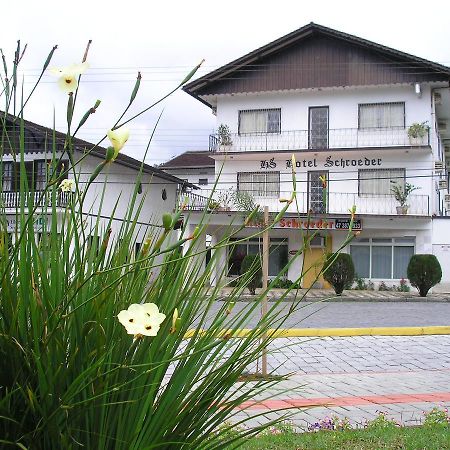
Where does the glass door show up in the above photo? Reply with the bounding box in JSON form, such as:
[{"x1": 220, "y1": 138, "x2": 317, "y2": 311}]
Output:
[
  {"x1": 308, "y1": 106, "x2": 329, "y2": 149},
  {"x1": 308, "y1": 171, "x2": 328, "y2": 213}
]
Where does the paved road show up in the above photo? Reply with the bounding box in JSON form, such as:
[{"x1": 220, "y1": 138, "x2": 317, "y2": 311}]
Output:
[
  {"x1": 208, "y1": 301, "x2": 450, "y2": 328},
  {"x1": 232, "y1": 335, "x2": 450, "y2": 429}
]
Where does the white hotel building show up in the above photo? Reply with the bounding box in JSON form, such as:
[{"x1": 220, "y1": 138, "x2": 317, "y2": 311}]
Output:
[{"x1": 180, "y1": 23, "x2": 450, "y2": 288}]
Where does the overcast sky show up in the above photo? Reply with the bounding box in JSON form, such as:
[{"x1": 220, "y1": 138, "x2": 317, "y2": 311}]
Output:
[{"x1": 2, "y1": 0, "x2": 450, "y2": 166}]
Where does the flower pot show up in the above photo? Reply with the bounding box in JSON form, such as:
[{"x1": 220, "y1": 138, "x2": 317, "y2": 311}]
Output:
[{"x1": 396, "y1": 206, "x2": 408, "y2": 214}]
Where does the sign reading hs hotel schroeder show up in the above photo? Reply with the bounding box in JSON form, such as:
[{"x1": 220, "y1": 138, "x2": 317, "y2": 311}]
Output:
[{"x1": 259, "y1": 156, "x2": 383, "y2": 170}]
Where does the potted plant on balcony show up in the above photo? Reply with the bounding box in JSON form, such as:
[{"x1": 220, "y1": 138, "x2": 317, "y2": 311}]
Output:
[
  {"x1": 217, "y1": 188, "x2": 235, "y2": 211},
  {"x1": 407, "y1": 121, "x2": 429, "y2": 145},
  {"x1": 217, "y1": 124, "x2": 233, "y2": 150},
  {"x1": 233, "y1": 191, "x2": 264, "y2": 225},
  {"x1": 390, "y1": 181, "x2": 420, "y2": 214}
]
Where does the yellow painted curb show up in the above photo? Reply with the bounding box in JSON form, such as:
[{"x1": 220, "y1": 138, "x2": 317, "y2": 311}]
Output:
[{"x1": 184, "y1": 326, "x2": 450, "y2": 339}]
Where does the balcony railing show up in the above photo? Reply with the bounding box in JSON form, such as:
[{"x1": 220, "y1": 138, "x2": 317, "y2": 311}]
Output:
[
  {"x1": 209, "y1": 127, "x2": 430, "y2": 152},
  {"x1": 0, "y1": 191, "x2": 72, "y2": 209},
  {"x1": 179, "y1": 189, "x2": 430, "y2": 216}
]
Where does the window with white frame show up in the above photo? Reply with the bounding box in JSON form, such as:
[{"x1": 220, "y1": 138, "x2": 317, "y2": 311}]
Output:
[
  {"x1": 228, "y1": 238, "x2": 288, "y2": 277},
  {"x1": 350, "y1": 237, "x2": 415, "y2": 279},
  {"x1": 237, "y1": 171, "x2": 280, "y2": 197},
  {"x1": 358, "y1": 168, "x2": 405, "y2": 196},
  {"x1": 238, "y1": 109, "x2": 281, "y2": 134},
  {"x1": 358, "y1": 102, "x2": 405, "y2": 129}
]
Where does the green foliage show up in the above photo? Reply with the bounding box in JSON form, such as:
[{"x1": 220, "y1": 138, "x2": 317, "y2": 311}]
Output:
[
  {"x1": 323, "y1": 253, "x2": 355, "y2": 295},
  {"x1": 407, "y1": 121, "x2": 429, "y2": 139},
  {"x1": 423, "y1": 407, "x2": 449, "y2": 427},
  {"x1": 378, "y1": 281, "x2": 392, "y2": 291},
  {"x1": 0, "y1": 43, "x2": 322, "y2": 449},
  {"x1": 270, "y1": 278, "x2": 299, "y2": 289},
  {"x1": 390, "y1": 182, "x2": 420, "y2": 207},
  {"x1": 217, "y1": 123, "x2": 232, "y2": 146},
  {"x1": 364, "y1": 412, "x2": 399, "y2": 431},
  {"x1": 233, "y1": 190, "x2": 264, "y2": 224},
  {"x1": 352, "y1": 276, "x2": 374, "y2": 290},
  {"x1": 238, "y1": 423, "x2": 450, "y2": 449},
  {"x1": 407, "y1": 254, "x2": 442, "y2": 297},
  {"x1": 241, "y1": 254, "x2": 263, "y2": 295}
]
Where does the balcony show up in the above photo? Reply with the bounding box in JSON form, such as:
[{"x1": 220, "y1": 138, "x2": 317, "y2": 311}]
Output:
[
  {"x1": 1, "y1": 191, "x2": 73, "y2": 209},
  {"x1": 209, "y1": 127, "x2": 430, "y2": 153},
  {"x1": 179, "y1": 190, "x2": 430, "y2": 217}
]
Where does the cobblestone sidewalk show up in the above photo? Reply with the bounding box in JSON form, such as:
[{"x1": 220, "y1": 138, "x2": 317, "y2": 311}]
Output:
[{"x1": 233, "y1": 335, "x2": 450, "y2": 429}]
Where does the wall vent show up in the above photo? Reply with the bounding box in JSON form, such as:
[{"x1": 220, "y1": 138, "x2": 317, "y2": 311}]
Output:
[{"x1": 434, "y1": 92, "x2": 442, "y2": 105}]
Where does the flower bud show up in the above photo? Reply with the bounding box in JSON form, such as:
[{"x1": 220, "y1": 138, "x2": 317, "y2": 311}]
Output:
[{"x1": 162, "y1": 213, "x2": 173, "y2": 231}]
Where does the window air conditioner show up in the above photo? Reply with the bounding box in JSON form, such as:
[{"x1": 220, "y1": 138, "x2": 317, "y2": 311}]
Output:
[
  {"x1": 435, "y1": 161, "x2": 444, "y2": 172},
  {"x1": 438, "y1": 179, "x2": 448, "y2": 190},
  {"x1": 444, "y1": 194, "x2": 450, "y2": 203}
]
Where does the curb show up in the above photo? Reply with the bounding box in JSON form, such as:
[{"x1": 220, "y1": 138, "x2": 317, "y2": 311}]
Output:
[
  {"x1": 266, "y1": 326, "x2": 450, "y2": 337},
  {"x1": 185, "y1": 326, "x2": 450, "y2": 338}
]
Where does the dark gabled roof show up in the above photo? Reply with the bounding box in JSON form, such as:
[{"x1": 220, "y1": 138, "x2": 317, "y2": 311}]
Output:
[
  {"x1": 0, "y1": 112, "x2": 196, "y2": 188},
  {"x1": 184, "y1": 22, "x2": 450, "y2": 107},
  {"x1": 160, "y1": 151, "x2": 215, "y2": 169}
]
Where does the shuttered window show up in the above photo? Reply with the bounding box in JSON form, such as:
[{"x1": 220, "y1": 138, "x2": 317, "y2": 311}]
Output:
[
  {"x1": 237, "y1": 171, "x2": 280, "y2": 197},
  {"x1": 358, "y1": 168, "x2": 405, "y2": 196},
  {"x1": 238, "y1": 109, "x2": 281, "y2": 134},
  {"x1": 359, "y1": 102, "x2": 405, "y2": 129}
]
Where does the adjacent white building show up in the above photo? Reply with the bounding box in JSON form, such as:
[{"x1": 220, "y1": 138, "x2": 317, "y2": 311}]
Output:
[
  {"x1": 180, "y1": 23, "x2": 450, "y2": 288},
  {"x1": 1, "y1": 113, "x2": 192, "y2": 253}
]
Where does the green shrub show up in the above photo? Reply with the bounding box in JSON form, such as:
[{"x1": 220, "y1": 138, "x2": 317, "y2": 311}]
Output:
[
  {"x1": 353, "y1": 276, "x2": 374, "y2": 290},
  {"x1": 323, "y1": 253, "x2": 355, "y2": 295},
  {"x1": 407, "y1": 254, "x2": 442, "y2": 297},
  {"x1": 241, "y1": 254, "x2": 262, "y2": 295},
  {"x1": 270, "y1": 278, "x2": 299, "y2": 289}
]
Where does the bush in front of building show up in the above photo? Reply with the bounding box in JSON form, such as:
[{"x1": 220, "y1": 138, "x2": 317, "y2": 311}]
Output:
[
  {"x1": 407, "y1": 254, "x2": 442, "y2": 297},
  {"x1": 323, "y1": 253, "x2": 355, "y2": 295},
  {"x1": 240, "y1": 254, "x2": 263, "y2": 295}
]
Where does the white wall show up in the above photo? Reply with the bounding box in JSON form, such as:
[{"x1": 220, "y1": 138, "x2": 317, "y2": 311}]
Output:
[
  {"x1": 216, "y1": 85, "x2": 433, "y2": 134},
  {"x1": 432, "y1": 218, "x2": 450, "y2": 285},
  {"x1": 162, "y1": 167, "x2": 215, "y2": 188}
]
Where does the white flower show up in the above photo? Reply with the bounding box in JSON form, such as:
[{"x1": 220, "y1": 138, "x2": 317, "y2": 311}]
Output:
[
  {"x1": 49, "y1": 62, "x2": 89, "y2": 93},
  {"x1": 118, "y1": 302, "x2": 166, "y2": 337},
  {"x1": 107, "y1": 127, "x2": 130, "y2": 159},
  {"x1": 59, "y1": 178, "x2": 75, "y2": 192}
]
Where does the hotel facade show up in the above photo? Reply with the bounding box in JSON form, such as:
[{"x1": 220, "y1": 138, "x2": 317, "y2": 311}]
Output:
[{"x1": 180, "y1": 23, "x2": 450, "y2": 288}]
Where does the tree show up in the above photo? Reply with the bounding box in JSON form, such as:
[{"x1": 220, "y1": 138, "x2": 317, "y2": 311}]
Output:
[
  {"x1": 407, "y1": 254, "x2": 442, "y2": 297},
  {"x1": 323, "y1": 253, "x2": 355, "y2": 295},
  {"x1": 240, "y1": 254, "x2": 262, "y2": 295}
]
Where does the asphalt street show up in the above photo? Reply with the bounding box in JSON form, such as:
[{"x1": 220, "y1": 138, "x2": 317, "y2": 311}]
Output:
[{"x1": 207, "y1": 301, "x2": 450, "y2": 328}]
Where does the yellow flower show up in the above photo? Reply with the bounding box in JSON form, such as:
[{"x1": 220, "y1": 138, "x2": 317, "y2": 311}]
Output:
[
  {"x1": 59, "y1": 179, "x2": 75, "y2": 192},
  {"x1": 49, "y1": 62, "x2": 89, "y2": 94},
  {"x1": 118, "y1": 303, "x2": 166, "y2": 337},
  {"x1": 170, "y1": 308, "x2": 179, "y2": 334},
  {"x1": 107, "y1": 127, "x2": 130, "y2": 160}
]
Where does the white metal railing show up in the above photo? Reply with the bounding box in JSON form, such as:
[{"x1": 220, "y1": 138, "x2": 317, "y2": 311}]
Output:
[
  {"x1": 0, "y1": 191, "x2": 72, "y2": 209},
  {"x1": 209, "y1": 127, "x2": 430, "y2": 152},
  {"x1": 180, "y1": 189, "x2": 430, "y2": 216}
]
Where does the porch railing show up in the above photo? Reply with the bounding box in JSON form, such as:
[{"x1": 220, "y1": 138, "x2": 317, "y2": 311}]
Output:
[
  {"x1": 0, "y1": 191, "x2": 73, "y2": 209},
  {"x1": 179, "y1": 189, "x2": 430, "y2": 216},
  {"x1": 209, "y1": 127, "x2": 430, "y2": 152}
]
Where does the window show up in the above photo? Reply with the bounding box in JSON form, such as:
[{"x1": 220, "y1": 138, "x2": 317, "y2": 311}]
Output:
[
  {"x1": 359, "y1": 168, "x2": 405, "y2": 196},
  {"x1": 358, "y1": 102, "x2": 405, "y2": 129},
  {"x1": 237, "y1": 172, "x2": 280, "y2": 197},
  {"x1": 1, "y1": 160, "x2": 67, "y2": 192},
  {"x1": 198, "y1": 178, "x2": 208, "y2": 186},
  {"x1": 350, "y1": 237, "x2": 415, "y2": 279},
  {"x1": 238, "y1": 109, "x2": 281, "y2": 134},
  {"x1": 228, "y1": 238, "x2": 288, "y2": 277}
]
